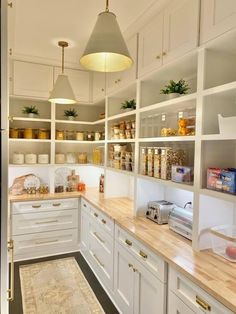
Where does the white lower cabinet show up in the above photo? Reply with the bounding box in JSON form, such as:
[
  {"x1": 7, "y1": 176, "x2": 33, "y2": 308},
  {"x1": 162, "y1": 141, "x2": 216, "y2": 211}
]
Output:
[
  {"x1": 168, "y1": 267, "x2": 234, "y2": 314},
  {"x1": 80, "y1": 205, "x2": 90, "y2": 258},
  {"x1": 114, "y1": 241, "x2": 166, "y2": 314}
]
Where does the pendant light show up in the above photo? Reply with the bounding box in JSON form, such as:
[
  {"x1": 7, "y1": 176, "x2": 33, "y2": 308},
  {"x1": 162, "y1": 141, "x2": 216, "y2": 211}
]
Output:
[
  {"x1": 80, "y1": 0, "x2": 133, "y2": 72},
  {"x1": 49, "y1": 41, "x2": 76, "y2": 104}
]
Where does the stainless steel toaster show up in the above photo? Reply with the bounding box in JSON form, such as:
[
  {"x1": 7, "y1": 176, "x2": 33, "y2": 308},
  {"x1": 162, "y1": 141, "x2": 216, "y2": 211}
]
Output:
[{"x1": 146, "y1": 200, "x2": 175, "y2": 224}]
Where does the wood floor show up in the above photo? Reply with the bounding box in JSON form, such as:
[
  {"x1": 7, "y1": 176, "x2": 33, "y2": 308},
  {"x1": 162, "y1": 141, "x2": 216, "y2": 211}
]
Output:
[{"x1": 10, "y1": 252, "x2": 119, "y2": 314}]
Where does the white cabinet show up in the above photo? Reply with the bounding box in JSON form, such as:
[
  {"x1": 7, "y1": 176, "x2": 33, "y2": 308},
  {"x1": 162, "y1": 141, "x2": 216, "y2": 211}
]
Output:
[
  {"x1": 13, "y1": 60, "x2": 53, "y2": 99},
  {"x1": 138, "y1": 10, "x2": 164, "y2": 77},
  {"x1": 54, "y1": 67, "x2": 91, "y2": 103},
  {"x1": 200, "y1": 0, "x2": 236, "y2": 44},
  {"x1": 163, "y1": 0, "x2": 200, "y2": 64},
  {"x1": 138, "y1": 0, "x2": 200, "y2": 77},
  {"x1": 168, "y1": 291, "x2": 195, "y2": 314},
  {"x1": 168, "y1": 267, "x2": 234, "y2": 314},
  {"x1": 93, "y1": 72, "x2": 106, "y2": 102},
  {"x1": 114, "y1": 241, "x2": 166, "y2": 314},
  {"x1": 107, "y1": 34, "x2": 138, "y2": 94},
  {"x1": 80, "y1": 206, "x2": 90, "y2": 257}
]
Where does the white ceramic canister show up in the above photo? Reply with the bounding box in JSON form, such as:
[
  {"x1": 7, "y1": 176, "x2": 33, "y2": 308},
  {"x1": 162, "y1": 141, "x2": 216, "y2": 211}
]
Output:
[
  {"x1": 25, "y1": 153, "x2": 37, "y2": 164},
  {"x1": 12, "y1": 152, "x2": 24, "y2": 164},
  {"x1": 38, "y1": 154, "x2": 49, "y2": 164},
  {"x1": 95, "y1": 131, "x2": 101, "y2": 141},
  {"x1": 76, "y1": 131, "x2": 84, "y2": 141},
  {"x1": 55, "y1": 153, "x2": 65, "y2": 164},
  {"x1": 66, "y1": 152, "x2": 77, "y2": 164}
]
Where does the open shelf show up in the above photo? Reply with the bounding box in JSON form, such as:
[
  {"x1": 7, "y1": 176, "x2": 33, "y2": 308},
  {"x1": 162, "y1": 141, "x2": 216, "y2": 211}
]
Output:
[
  {"x1": 55, "y1": 140, "x2": 105, "y2": 144},
  {"x1": 200, "y1": 188, "x2": 236, "y2": 203},
  {"x1": 107, "y1": 110, "x2": 136, "y2": 121},
  {"x1": 107, "y1": 139, "x2": 135, "y2": 143},
  {"x1": 9, "y1": 138, "x2": 51, "y2": 143},
  {"x1": 11, "y1": 117, "x2": 51, "y2": 122},
  {"x1": 139, "y1": 136, "x2": 195, "y2": 142},
  {"x1": 106, "y1": 167, "x2": 134, "y2": 176}
]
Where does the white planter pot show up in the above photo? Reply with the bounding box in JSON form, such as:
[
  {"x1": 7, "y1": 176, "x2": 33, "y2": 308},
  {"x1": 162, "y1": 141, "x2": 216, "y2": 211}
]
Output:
[
  {"x1": 122, "y1": 108, "x2": 133, "y2": 112},
  {"x1": 28, "y1": 113, "x2": 36, "y2": 118},
  {"x1": 167, "y1": 93, "x2": 181, "y2": 100},
  {"x1": 67, "y1": 116, "x2": 75, "y2": 121}
]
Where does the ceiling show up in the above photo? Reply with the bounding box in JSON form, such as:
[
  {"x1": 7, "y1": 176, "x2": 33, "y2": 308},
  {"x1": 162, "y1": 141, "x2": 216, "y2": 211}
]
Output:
[{"x1": 11, "y1": 0, "x2": 158, "y2": 69}]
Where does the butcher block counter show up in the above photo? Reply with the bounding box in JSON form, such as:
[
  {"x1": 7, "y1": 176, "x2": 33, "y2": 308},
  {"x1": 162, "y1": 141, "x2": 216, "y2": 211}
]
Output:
[{"x1": 9, "y1": 189, "x2": 236, "y2": 312}]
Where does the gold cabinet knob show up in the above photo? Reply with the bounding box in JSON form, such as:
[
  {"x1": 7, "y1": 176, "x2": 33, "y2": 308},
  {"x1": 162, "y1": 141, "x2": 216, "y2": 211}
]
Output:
[
  {"x1": 156, "y1": 55, "x2": 160, "y2": 59},
  {"x1": 128, "y1": 263, "x2": 133, "y2": 268},
  {"x1": 162, "y1": 51, "x2": 167, "y2": 56}
]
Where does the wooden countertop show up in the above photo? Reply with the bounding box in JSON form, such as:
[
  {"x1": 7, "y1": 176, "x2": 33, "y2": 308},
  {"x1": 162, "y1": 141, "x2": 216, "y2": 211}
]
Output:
[{"x1": 9, "y1": 189, "x2": 236, "y2": 312}]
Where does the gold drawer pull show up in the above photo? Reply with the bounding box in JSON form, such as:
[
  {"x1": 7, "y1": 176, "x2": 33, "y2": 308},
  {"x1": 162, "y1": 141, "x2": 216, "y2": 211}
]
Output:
[
  {"x1": 125, "y1": 239, "x2": 132, "y2": 246},
  {"x1": 94, "y1": 212, "x2": 98, "y2": 218},
  {"x1": 93, "y1": 254, "x2": 104, "y2": 267},
  {"x1": 93, "y1": 232, "x2": 105, "y2": 244},
  {"x1": 83, "y1": 203, "x2": 87, "y2": 207},
  {"x1": 32, "y1": 204, "x2": 41, "y2": 208},
  {"x1": 139, "y1": 250, "x2": 147, "y2": 259},
  {"x1": 35, "y1": 220, "x2": 58, "y2": 225},
  {"x1": 101, "y1": 219, "x2": 106, "y2": 224},
  {"x1": 128, "y1": 263, "x2": 133, "y2": 268},
  {"x1": 52, "y1": 203, "x2": 61, "y2": 207},
  {"x1": 162, "y1": 51, "x2": 167, "y2": 56},
  {"x1": 196, "y1": 295, "x2": 211, "y2": 311},
  {"x1": 156, "y1": 55, "x2": 160, "y2": 59},
  {"x1": 36, "y1": 239, "x2": 59, "y2": 245},
  {"x1": 7, "y1": 239, "x2": 14, "y2": 301},
  {"x1": 133, "y1": 268, "x2": 138, "y2": 273}
]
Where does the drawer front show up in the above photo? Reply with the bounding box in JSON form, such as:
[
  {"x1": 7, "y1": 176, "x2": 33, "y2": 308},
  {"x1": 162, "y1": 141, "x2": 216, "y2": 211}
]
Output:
[
  {"x1": 169, "y1": 267, "x2": 234, "y2": 314},
  {"x1": 14, "y1": 229, "x2": 78, "y2": 257},
  {"x1": 88, "y1": 221, "x2": 114, "y2": 290},
  {"x1": 115, "y1": 225, "x2": 167, "y2": 283},
  {"x1": 12, "y1": 209, "x2": 78, "y2": 235},
  {"x1": 90, "y1": 204, "x2": 114, "y2": 236},
  {"x1": 81, "y1": 198, "x2": 91, "y2": 213},
  {"x1": 12, "y1": 198, "x2": 79, "y2": 214},
  {"x1": 168, "y1": 291, "x2": 195, "y2": 314}
]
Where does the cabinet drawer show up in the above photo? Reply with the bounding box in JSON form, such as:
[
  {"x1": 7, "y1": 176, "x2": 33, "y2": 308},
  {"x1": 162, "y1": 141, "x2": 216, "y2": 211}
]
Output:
[
  {"x1": 12, "y1": 209, "x2": 78, "y2": 235},
  {"x1": 14, "y1": 229, "x2": 78, "y2": 258},
  {"x1": 115, "y1": 225, "x2": 167, "y2": 283},
  {"x1": 12, "y1": 198, "x2": 79, "y2": 214},
  {"x1": 81, "y1": 198, "x2": 91, "y2": 213},
  {"x1": 90, "y1": 205, "x2": 114, "y2": 236},
  {"x1": 88, "y1": 222, "x2": 114, "y2": 290},
  {"x1": 168, "y1": 291, "x2": 194, "y2": 314},
  {"x1": 169, "y1": 267, "x2": 234, "y2": 314}
]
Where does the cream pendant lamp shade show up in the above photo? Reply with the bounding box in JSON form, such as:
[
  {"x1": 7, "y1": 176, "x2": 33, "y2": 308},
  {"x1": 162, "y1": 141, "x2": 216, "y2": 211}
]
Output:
[
  {"x1": 49, "y1": 41, "x2": 76, "y2": 104},
  {"x1": 80, "y1": 0, "x2": 133, "y2": 72}
]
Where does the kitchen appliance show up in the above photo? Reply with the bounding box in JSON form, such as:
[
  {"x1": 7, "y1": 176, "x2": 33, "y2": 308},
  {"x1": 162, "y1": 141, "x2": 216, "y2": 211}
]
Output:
[
  {"x1": 168, "y1": 206, "x2": 193, "y2": 240},
  {"x1": 146, "y1": 200, "x2": 175, "y2": 224}
]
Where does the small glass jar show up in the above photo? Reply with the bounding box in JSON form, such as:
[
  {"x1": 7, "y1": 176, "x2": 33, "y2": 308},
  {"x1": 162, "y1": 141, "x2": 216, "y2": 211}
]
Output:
[
  {"x1": 25, "y1": 153, "x2": 37, "y2": 164},
  {"x1": 131, "y1": 129, "x2": 135, "y2": 139},
  {"x1": 10, "y1": 128, "x2": 19, "y2": 138},
  {"x1": 119, "y1": 121, "x2": 126, "y2": 131},
  {"x1": 66, "y1": 130, "x2": 75, "y2": 141},
  {"x1": 95, "y1": 131, "x2": 101, "y2": 141},
  {"x1": 78, "y1": 152, "x2": 87, "y2": 164},
  {"x1": 126, "y1": 120, "x2": 132, "y2": 130},
  {"x1": 55, "y1": 153, "x2": 65, "y2": 164},
  {"x1": 113, "y1": 125, "x2": 120, "y2": 135},
  {"x1": 18, "y1": 128, "x2": 24, "y2": 138},
  {"x1": 119, "y1": 131, "x2": 125, "y2": 139},
  {"x1": 38, "y1": 128, "x2": 50, "y2": 139},
  {"x1": 87, "y1": 132, "x2": 94, "y2": 141},
  {"x1": 12, "y1": 152, "x2": 24, "y2": 164},
  {"x1": 125, "y1": 130, "x2": 132, "y2": 139},
  {"x1": 131, "y1": 120, "x2": 135, "y2": 129},
  {"x1": 66, "y1": 152, "x2": 76, "y2": 164},
  {"x1": 76, "y1": 131, "x2": 84, "y2": 141},
  {"x1": 24, "y1": 128, "x2": 33, "y2": 139},
  {"x1": 38, "y1": 154, "x2": 49, "y2": 164},
  {"x1": 56, "y1": 130, "x2": 65, "y2": 140}
]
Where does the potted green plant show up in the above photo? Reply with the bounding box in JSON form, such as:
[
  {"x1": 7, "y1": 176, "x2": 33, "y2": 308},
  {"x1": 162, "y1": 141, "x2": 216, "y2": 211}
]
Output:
[
  {"x1": 120, "y1": 99, "x2": 136, "y2": 112},
  {"x1": 160, "y1": 79, "x2": 189, "y2": 99},
  {"x1": 64, "y1": 108, "x2": 78, "y2": 120},
  {"x1": 22, "y1": 105, "x2": 39, "y2": 118}
]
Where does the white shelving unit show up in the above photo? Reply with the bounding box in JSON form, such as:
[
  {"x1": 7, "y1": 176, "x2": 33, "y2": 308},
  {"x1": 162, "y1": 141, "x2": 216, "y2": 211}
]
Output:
[{"x1": 8, "y1": 28, "x2": 236, "y2": 252}]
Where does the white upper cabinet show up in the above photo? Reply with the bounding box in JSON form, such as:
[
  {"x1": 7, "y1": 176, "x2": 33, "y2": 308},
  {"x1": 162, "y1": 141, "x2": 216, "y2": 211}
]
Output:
[
  {"x1": 54, "y1": 67, "x2": 90, "y2": 103},
  {"x1": 200, "y1": 0, "x2": 236, "y2": 44},
  {"x1": 13, "y1": 60, "x2": 53, "y2": 99},
  {"x1": 163, "y1": 0, "x2": 200, "y2": 64},
  {"x1": 92, "y1": 72, "x2": 106, "y2": 102},
  {"x1": 138, "y1": 0, "x2": 200, "y2": 77},
  {"x1": 138, "y1": 10, "x2": 164, "y2": 77},
  {"x1": 107, "y1": 34, "x2": 138, "y2": 94}
]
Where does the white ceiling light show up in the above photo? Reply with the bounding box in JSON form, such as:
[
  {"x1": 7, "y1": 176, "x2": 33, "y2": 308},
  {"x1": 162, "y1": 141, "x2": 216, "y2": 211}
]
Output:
[
  {"x1": 80, "y1": 0, "x2": 133, "y2": 72},
  {"x1": 49, "y1": 41, "x2": 76, "y2": 104}
]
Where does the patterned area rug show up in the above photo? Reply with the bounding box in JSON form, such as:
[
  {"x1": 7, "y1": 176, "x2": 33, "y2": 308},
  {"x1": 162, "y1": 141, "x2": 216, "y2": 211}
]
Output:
[{"x1": 20, "y1": 257, "x2": 105, "y2": 314}]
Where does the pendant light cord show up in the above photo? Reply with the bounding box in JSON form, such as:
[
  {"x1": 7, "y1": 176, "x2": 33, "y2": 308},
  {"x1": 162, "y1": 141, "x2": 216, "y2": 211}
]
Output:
[
  {"x1": 105, "y1": 0, "x2": 109, "y2": 12},
  {"x1": 62, "y1": 45, "x2": 65, "y2": 74}
]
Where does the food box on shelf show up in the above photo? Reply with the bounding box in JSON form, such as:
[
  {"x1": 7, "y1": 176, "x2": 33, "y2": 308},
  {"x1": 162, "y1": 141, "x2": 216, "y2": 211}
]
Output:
[
  {"x1": 210, "y1": 225, "x2": 236, "y2": 262},
  {"x1": 171, "y1": 165, "x2": 193, "y2": 184},
  {"x1": 207, "y1": 168, "x2": 236, "y2": 194}
]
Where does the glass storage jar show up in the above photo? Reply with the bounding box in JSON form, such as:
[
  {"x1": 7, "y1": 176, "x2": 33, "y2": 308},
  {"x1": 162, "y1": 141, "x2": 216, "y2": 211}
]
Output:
[
  {"x1": 56, "y1": 130, "x2": 65, "y2": 140},
  {"x1": 38, "y1": 128, "x2": 50, "y2": 139},
  {"x1": 10, "y1": 128, "x2": 19, "y2": 138},
  {"x1": 76, "y1": 131, "x2": 84, "y2": 141},
  {"x1": 55, "y1": 153, "x2": 65, "y2": 164},
  {"x1": 66, "y1": 130, "x2": 75, "y2": 141},
  {"x1": 78, "y1": 152, "x2": 87, "y2": 164},
  {"x1": 24, "y1": 128, "x2": 33, "y2": 139}
]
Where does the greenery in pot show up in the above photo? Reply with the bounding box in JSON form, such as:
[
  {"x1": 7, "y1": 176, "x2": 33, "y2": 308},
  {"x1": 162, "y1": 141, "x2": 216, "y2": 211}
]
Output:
[
  {"x1": 120, "y1": 99, "x2": 136, "y2": 111},
  {"x1": 64, "y1": 108, "x2": 78, "y2": 120},
  {"x1": 160, "y1": 79, "x2": 189, "y2": 96},
  {"x1": 22, "y1": 105, "x2": 39, "y2": 117}
]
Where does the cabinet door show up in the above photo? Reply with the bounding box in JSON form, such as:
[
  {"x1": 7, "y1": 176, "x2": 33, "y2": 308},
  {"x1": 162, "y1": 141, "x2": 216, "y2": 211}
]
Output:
[
  {"x1": 168, "y1": 291, "x2": 195, "y2": 314},
  {"x1": 81, "y1": 208, "x2": 89, "y2": 255},
  {"x1": 107, "y1": 34, "x2": 138, "y2": 93},
  {"x1": 93, "y1": 72, "x2": 106, "y2": 102},
  {"x1": 13, "y1": 60, "x2": 53, "y2": 99},
  {"x1": 138, "y1": 11, "x2": 164, "y2": 77},
  {"x1": 200, "y1": 0, "x2": 236, "y2": 44},
  {"x1": 54, "y1": 67, "x2": 90, "y2": 103},
  {"x1": 114, "y1": 242, "x2": 135, "y2": 314},
  {"x1": 134, "y1": 259, "x2": 166, "y2": 314},
  {"x1": 163, "y1": 0, "x2": 200, "y2": 64}
]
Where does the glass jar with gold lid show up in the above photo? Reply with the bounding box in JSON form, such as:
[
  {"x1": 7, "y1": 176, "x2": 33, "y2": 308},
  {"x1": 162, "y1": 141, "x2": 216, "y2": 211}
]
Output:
[{"x1": 38, "y1": 129, "x2": 50, "y2": 140}]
